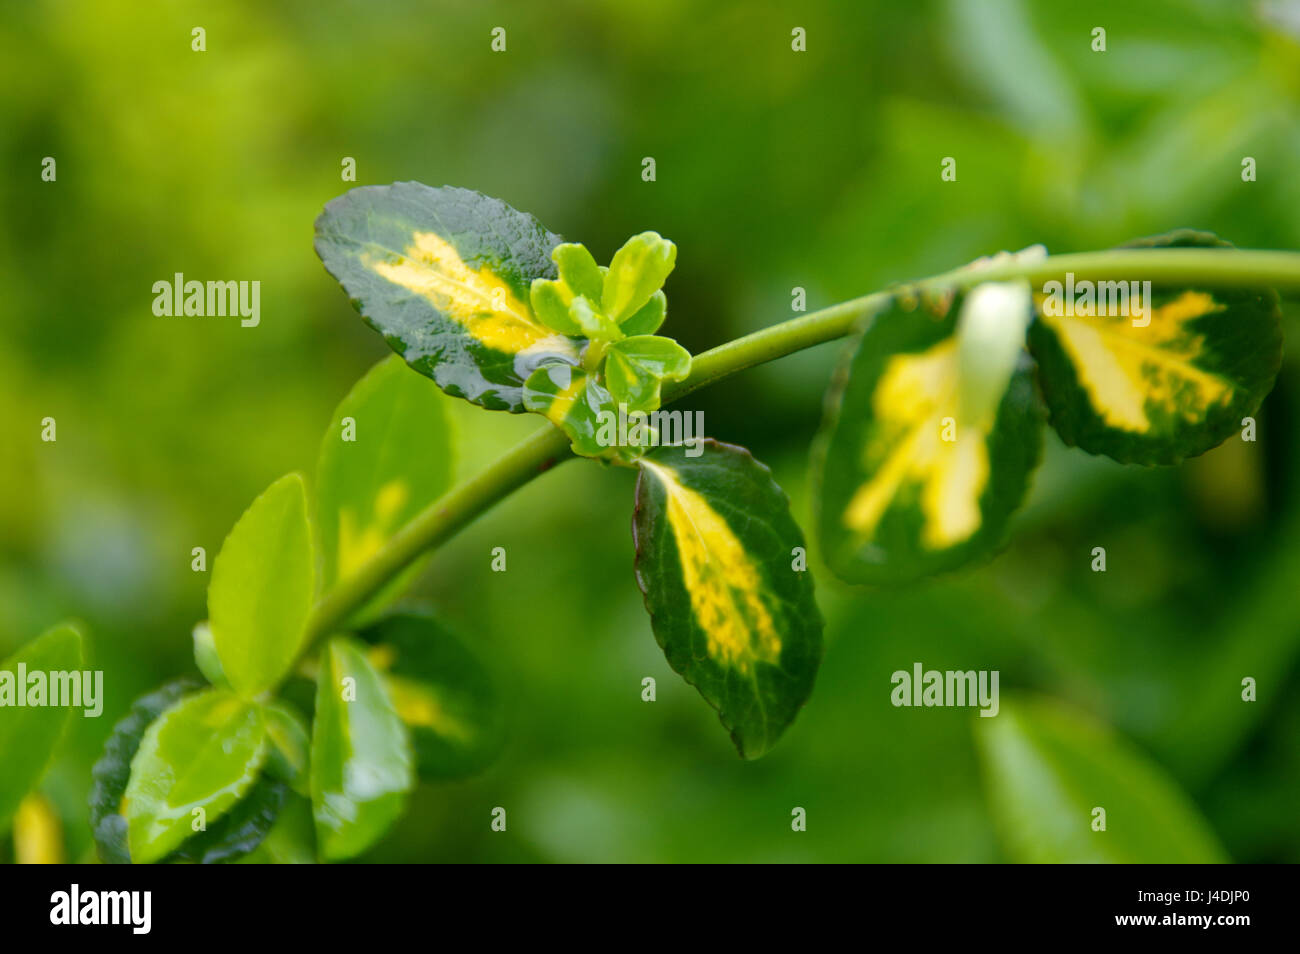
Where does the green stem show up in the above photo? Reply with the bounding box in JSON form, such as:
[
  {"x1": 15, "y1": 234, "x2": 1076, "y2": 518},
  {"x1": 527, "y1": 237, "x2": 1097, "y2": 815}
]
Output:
[{"x1": 304, "y1": 246, "x2": 1300, "y2": 641}]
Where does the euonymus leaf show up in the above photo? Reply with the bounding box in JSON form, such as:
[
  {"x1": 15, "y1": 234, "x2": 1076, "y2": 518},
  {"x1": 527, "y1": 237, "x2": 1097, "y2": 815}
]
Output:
[
  {"x1": 311, "y1": 637, "x2": 414, "y2": 861},
  {"x1": 0, "y1": 623, "x2": 84, "y2": 835},
  {"x1": 975, "y1": 696, "x2": 1227, "y2": 863},
  {"x1": 168, "y1": 776, "x2": 288, "y2": 865},
  {"x1": 236, "y1": 794, "x2": 316, "y2": 864},
  {"x1": 603, "y1": 231, "x2": 677, "y2": 323},
  {"x1": 632, "y1": 441, "x2": 823, "y2": 759},
  {"x1": 359, "y1": 610, "x2": 505, "y2": 781},
  {"x1": 263, "y1": 701, "x2": 312, "y2": 796},
  {"x1": 523, "y1": 362, "x2": 619, "y2": 459},
  {"x1": 191, "y1": 622, "x2": 228, "y2": 688},
  {"x1": 604, "y1": 335, "x2": 692, "y2": 412},
  {"x1": 1029, "y1": 231, "x2": 1283, "y2": 464},
  {"x1": 316, "y1": 354, "x2": 454, "y2": 618},
  {"x1": 815, "y1": 285, "x2": 1043, "y2": 584},
  {"x1": 125, "y1": 688, "x2": 269, "y2": 864},
  {"x1": 209, "y1": 473, "x2": 317, "y2": 697},
  {"x1": 89, "y1": 679, "x2": 198, "y2": 864},
  {"x1": 620, "y1": 290, "x2": 667, "y2": 337},
  {"x1": 553, "y1": 242, "x2": 604, "y2": 302},
  {"x1": 314, "y1": 182, "x2": 581, "y2": 412}
]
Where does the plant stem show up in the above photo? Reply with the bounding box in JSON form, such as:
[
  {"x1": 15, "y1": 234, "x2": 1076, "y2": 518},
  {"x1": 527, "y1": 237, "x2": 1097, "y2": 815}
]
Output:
[{"x1": 304, "y1": 246, "x2": 1300, "y2": 640}]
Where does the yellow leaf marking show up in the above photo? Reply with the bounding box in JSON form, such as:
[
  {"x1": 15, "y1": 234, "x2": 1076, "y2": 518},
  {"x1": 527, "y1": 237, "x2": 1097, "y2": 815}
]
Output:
[
  {"x1": 844, "y1": 338, "x2": 990, "y2": 550},
  {"x1": 641, "y1": 460, "x2": 780, "y2": 673},
  {"x1": 1036, "y1": 290, "x2": 1229, "y2": 432},
  {"x1": 365, "y1": 231, "x2": 552, "y2": 353},
  {"x1": 337, "y1": 479, "x2": 409, "y2": 581},
  {"x1": 14, "y1": 793, "x2": 63, "y2": 864},
  {"x1": 384, "y1": 675, "x2": 474, "y2": 743}
]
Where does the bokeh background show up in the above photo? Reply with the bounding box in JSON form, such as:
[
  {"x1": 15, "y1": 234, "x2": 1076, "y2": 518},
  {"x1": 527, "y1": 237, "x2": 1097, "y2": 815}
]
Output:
[{"x1": 2, "y1": 0, "x2": 1299, "y2": 862}]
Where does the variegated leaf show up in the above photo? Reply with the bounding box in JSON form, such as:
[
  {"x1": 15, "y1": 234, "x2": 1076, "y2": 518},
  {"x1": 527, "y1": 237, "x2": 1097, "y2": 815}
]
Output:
[
  {"x1": 815, "y1": 285, "x2": 1043, "y2": 584},
  {"x1": 633, "y1": 441, "x2": 822, "y2": 759},
  {"x1": 314, "y1": 183, "x2": 581, "y2": 412},
  {"x1": 1029, "y1": 231, "x2": 1283, "y2": 464}
]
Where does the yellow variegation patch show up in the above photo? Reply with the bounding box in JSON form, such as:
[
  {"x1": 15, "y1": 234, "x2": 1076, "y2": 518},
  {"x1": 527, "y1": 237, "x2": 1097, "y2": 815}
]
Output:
[
  {"x1": 337, "y1": 479, "x2": 410, "y2": 581},
  {"x1": 364, "y1": 231, "x2": 552, "y2": 354},
  {"x1": 14, "y1": 793, "x2": 63, "y2": 864},
  {"x1": 383, "y1": 675, "x2": 474, "y2": 743},
  {"x1": 844, "y1": 339, "x2": 991, "y2": 550},
  {"x1": 641, "y1": 460, "x2": 780, "y2": 673},
  {"x1": 1035, "y1": 290, "x2": 1229, "y2": 433}
]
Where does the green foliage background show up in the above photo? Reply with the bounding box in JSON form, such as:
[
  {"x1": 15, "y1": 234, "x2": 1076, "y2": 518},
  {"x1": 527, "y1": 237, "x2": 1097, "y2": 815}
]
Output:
[{"x1": 2, "y1": 0, "x2": 1299, "y2": 862}]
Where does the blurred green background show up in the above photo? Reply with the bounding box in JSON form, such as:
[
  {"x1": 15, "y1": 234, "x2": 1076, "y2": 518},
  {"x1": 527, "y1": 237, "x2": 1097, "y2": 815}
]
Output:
[{"x1": 2, "y1": 0, "x2": 1299, "y2": 862}]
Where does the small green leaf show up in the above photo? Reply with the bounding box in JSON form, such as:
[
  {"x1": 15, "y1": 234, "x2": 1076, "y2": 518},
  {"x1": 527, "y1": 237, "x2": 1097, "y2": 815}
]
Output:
[
  {"x1": 633, "y1": 441, "x2": 823, "y2": 759},
  {"x1": 316, "y1": 355, "x2": 454, "y2": 620},
  {"x1": 315, "y1": 182, "x2": 581, "y2": 412},
  {"x1": 975, "y1": 696, "x2": 1228, "y2": 863},
  {"x1": 359, "y1": 611, "x2": 506, "y2": 781},
  {"x1": 569, "y1": 295, "x2": 622, "y2": 341},
  {"x1": 620, "y1": 290, "x2": 667, "y2": 337},
  {"x1": 263, "y1": 701, "x2": 312, "y2": 796},
  {"x1": 124, "y1": 688, "x2": 269, "y2": 864},
  {"x1": 191, "y1": 622, "x2": 228, "y2": 688},
  {"x1": 310, "y1": 637, "x2": 414, "y2": 861},
  {"x1": 814, "y1": 286, "x2": 1043, "y2": 584},
  {"x1": 1028, "y1": 230, "x2": 1283, "y2": 464},
  {"x1": 604, "y1": 335, "x2": 692, "y2": 412},
  {"x1": 209, "y1": 473, "x2": 317, "y2": 697},
  {"x1": 523, "y1": 362, "x2": 621, "y2": 459},
  {"x1": 0, "y1": 623, "x2": 84, "y2": 835},
  {"x1": 89, "y1": 679, "x2": 198, "y2": 864},
  {"x1": 603, "y1": 231, "x2": 677, "y2": 323},
  {"x1": 529, "y1": 278, "x2": 584, "y2": 336},
  {"x1": 553, "y1": 242, "x2": 604, "y2": 302}
]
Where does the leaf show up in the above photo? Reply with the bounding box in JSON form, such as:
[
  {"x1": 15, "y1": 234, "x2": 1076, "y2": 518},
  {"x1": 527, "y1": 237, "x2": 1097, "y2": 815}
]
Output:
[
  {"x1": 263, "y1": 701, "x2": 312, "y2": 796},
  {"x1": 314, "y1": 182, "x2": 582, "y2": 412},
  {"x1": 814, "y1": 285, "x2": 1043, "y2": 584},
  {"x1": 310, "y1": 637, "x2": 413, "y2": 861},
  {"x1": 89, "y1": 679, "x2": 198, "y2": 864},
  {"x1": 236, "y1": 795, "x2": 317, "y2": 864},
  {"x1": 316, "y1": 355, "x2": 455, "y2": 620},
  {"x1": 191, "y1": 622, "x2": 228, "y2": 688},
  {"x1": 632, "y1": 440, "x2": 823, "y2": 758},
  {"x1": 359, "y1": 610, "x2": 505, "y2": 781},
  {"x1": 1028, "y1": 230, "x2": 1283, "y2": 464},
  {"x1": 0, "y1": 623, "x2": 84, "y2": 835},
  {"x1": 604, "y1": 335, "x2": 692, "y2": 412},
  {"x1": 603, "y1": 231, "x2": 677, "y2": 323},
  {"x1": 124, "y1": 688, "x2": 269, "y2": 864},
  {"x1": 209, "y1": 473, "x2": 317, "y2": 697},
  {"x1": 167, "y1": 776, "x2": 288, "y2": 865},
  {"x1": 553, "y1": 242, "x2": 604, "y2": 302},
  {"x1": 974, "y1": 695, "x2": 1228, "y2": 863},
  {"x1": 522, "y1": 362, "x2": 620, "y2": 459},
  {"x1": 620, "y1": 290, "x2": 667, "y2": 337}
]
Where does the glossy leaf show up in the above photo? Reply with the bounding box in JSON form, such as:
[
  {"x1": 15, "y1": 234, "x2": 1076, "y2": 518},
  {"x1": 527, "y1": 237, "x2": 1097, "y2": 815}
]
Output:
[
  {"x1": 314, "y1": 182, "x2": 581, "y2": 412},
  {"x1": 1029, "y1": 231, "x2": 1283, "y2": 464},
  {"x1": 604, "y1": 335, "x2": 692, "y2": 412},
  {"x1": 633, "y1": 441, "x2": 823, "y2": 759},
  {"x1": 310, "y1": 637, "x2": 414, "y2": 861},
  {"x1": 603, "y1": 231, "x2": 677, "y2": 323},
  {"x1": 124, "y1": 688, "x2": 269, "y2": 864},
  {"x1": 316, "y1": 355, "x2": 454, "y2": 618},
  {"x1": 168, "y1": 776, "x2": 288, "y2": 865},
  {"x1": 89, "y1": 679, "x2": 198, "y2": 864},
  {"x1": 263, "y1": 701, "x2": 312, "y2": 796},
  {"x1": 209, "y1": 473, "x2": 317, "y2": 697},
  {"x1": 0, "y1": 623, "x2": 84, "y2": 835},
  {"x1": 975, "y1": 696, "x2": 1227, "y2": 863},
  {"x1": 360, "y1": 611, "x2": 505, "y2": 781},
  {"x1": 814, "y1": 286, "x2": 1043, "y2": 584},
  {"x1": 522, "y1": 362, "x2": 621, "y2": 460}
]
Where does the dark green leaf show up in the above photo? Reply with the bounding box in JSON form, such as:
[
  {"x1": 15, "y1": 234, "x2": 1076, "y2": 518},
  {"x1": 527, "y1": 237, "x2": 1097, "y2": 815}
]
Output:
[
  {"x1": 814, "y1": 285, "x2": 1043, "y2": 584},
  {"x1": 633, "y1": 440, "x2": 823, "y2": 759},
  {"x1": 314, "y1": 182, "x2": 581, "y2": 412},
  {"x1": 1028, "y1": 230, "x2": 1283, "y2": 464},
  {"x1": 359, "y1": 610, "x2": 505, "y2": 781},
  {"x1": 168, "y1": 775, "x2": 288, "y2": 864}
]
